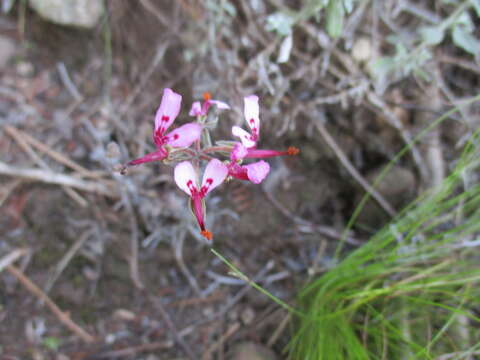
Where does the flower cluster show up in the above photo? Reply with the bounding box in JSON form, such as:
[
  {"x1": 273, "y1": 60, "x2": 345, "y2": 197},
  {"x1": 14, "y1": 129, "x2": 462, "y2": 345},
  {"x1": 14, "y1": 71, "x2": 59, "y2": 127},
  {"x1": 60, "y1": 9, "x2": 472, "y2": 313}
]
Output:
[{"x1": 122, "y1": 88, "x2": 299, "y2": 241}]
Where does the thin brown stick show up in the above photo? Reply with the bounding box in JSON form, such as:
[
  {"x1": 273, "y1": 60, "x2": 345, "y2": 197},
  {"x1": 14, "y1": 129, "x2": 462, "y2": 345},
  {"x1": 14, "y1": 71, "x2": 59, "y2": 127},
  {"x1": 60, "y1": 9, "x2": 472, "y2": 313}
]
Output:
[
  {"x1": 367, "y1": 92, "x2": 429, "y2": 182},
  {"x1": 312, "y1": 116, "x2": 397, "y2": 217},
  {"x1": 0, "y1": 179, "x2": 22, "y2": 208},
  {"x1": 4, "y1": 125, "x2": 88, "y2": 207},
  {"x1": 121, "y1": 192, "x2": 144, "y2": 289},
  {"x1": 6, "y1": 265, "x2": 95, "y2": 343},
  {"x1": 151, "y1": 296, "x2": 197, "y2": 360},
  {"x1": 120, "y1": 41, "x2": 171, "y2": 116},
  {"x1": 4, "y1": 125, "x2": 107, "y2": 180},
  {"x1": 43, "y1": 229, "x2": 93, "y2": 294},
  {"x1": 94, "y1": 340, "x2": 174, "y2": 358},
  {"x1": 0, "y1": 248, "x2": 29, "y2": 272},
  {"x1": 261, "y1": 187, "x2": 361, "y2": 245},
  {"x1": 438, "y1": 55, "x2": 480, "y2": 75},
  {"x1": 0, "y1": 161, "x2": 117, "y2": 198},
  {"x1": 202, "y1": 322, "x2": 241, "y2": 360},
  {"x1": 267, "y1": 313, "x2": 291, "y2": 347},
  {"x1": 139, "y1": 0, "x2": 170, "y2": 26},
  {"x1": 173, "y1": 230, "x2": 203, "y2": 297}
]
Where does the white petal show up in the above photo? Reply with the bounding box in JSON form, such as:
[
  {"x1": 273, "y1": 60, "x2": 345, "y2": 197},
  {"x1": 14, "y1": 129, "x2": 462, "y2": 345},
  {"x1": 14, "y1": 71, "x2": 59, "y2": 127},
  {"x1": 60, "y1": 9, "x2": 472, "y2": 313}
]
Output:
[
  {"x1": 174, "y1": 161, "x2": 197, "y2": 196},
  {"x1": 243, "y1": 95, "x2": 260, "y2": 133},
  {"x1": 201, "y1": 159, "x2": 228, "y2": 195},
  {"x1": 209, "y1": 100, "x2": 231, "y2": 110},
  {"x1": 232, "y1": 126, "x2": 256, "y2": 148}
]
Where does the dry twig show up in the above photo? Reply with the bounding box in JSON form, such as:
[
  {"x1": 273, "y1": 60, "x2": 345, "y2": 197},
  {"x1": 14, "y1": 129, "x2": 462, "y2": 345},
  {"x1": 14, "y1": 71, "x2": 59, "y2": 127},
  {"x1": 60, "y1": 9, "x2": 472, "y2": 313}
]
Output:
[
  {"x1": 43, "y1": 229, "x2": 93, "y2": 294},
  {"x1": 202, "y1": 322, "x2": 241, "y2": 360},
  {"x1": 151, "y1": 295, "x2": 197, "y2": 360},
  {"x1": 4, "y1": 125, "x2": 108, "y2": 180},
  {"x1": 173, "y1": 229, "x2": 204, "y2": 297},
  {"x1": 0, "y1": 161, "x2": 117, "y2": 198},
  {"x1": 367, "y1": 92, "x2": 429, "y2": 181},
  {"x1": 6, "y1": 264, "x2": 95, "y2": 343},
  {"x1": 4, "y1": 125, "x2": 88, "y2": 207},
  {"x1": 312, "y1": 114, "x2": 396, "y2": 217},
  {"x1": 0, "y1": 248, "x2": 29, "y2": 272},
  {"x1": 93, "y1": 340, "x2": 174, "y2": 359}
]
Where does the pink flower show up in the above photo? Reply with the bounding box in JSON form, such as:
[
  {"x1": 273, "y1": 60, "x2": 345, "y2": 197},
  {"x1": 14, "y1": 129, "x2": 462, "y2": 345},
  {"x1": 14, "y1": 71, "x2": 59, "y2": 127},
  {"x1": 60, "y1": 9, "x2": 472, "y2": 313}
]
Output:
[
  {"x1": 227, "y1": 161, "x2": 270, "y2": 184},
  {"x1": 232, "y1": 95, "x2": 260, "y2": 148},
  {"x1": 227, "y1": 143, "x2": 270, "y2": 184},
  {"x1": 127, "y1": 88, "x2": 202, "y2": 167},
  {"x1": 174, "y1": 158, "x2": 228, "y2": 241},
  {"x1": 243, "y1": 146, "x2": 300, "y2": 159},
  {"x1": 189, "y1": 92, "x2": 230, "y2": 117}
]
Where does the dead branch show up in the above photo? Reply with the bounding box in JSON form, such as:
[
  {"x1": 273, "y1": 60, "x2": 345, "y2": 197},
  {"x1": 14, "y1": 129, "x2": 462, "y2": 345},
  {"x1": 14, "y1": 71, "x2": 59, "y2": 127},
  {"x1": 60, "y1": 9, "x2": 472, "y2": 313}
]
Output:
[
  {"x1": 93, "y1": 340, "x2": 174, "y2": 358},
  {"x1": 312, "y1": 113, "x2": 397, "y2": 217},
  {"x1": 4, "y1": 125, "x2": 108, "y2": 180},
  {"x1": 4, "y1": 124, "x2": 88, "y2": 207},
  {"x1": 202, "y1": 322, "x2": 241, "y2": 360},
  {"x1": 0, "y1": 248, "x2": 29, "y2": 272},
  {"x1": 151, "y1": 295, "x2": 197, "y2": 360},
  {"x1": 6, "y1": 264, "x2": 96, "y2": 343},
  {"x1": 0, "y1": 161, "x2": 118, "y2": 198}
]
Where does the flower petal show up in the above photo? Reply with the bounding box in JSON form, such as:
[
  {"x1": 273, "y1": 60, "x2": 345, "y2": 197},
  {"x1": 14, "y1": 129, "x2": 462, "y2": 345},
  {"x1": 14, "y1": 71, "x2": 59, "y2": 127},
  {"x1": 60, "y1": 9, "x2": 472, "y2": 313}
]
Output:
[
  {"x1": 201, "y1": 159, "x2": 228, "y2": 195},
  {"x1": 166, "y1": 123, "x2": 202, "y2": 148},
  {"x1": 231, "y1": 142, "x2": 248, "y2": 161},
  {"x1": 174, "y1": 161, "x2": 197, "y2": 196},
  {"x1": 154, "y1": 88, "x2": 182, "y2": 133},
  {"x1": 189, "y1": 101, "x2": 202, "y2": 116},
  {"x1": 245, "y1": 160, "x2": 270, "y2": 184},
  {"x1": 127, "y1": 148, "x2": 168, "y2": 166},
  {"x1": 232, "y1": 126, "x2": 256, "y2": 148},
  {"x1": 209, "y1": 100, "x2": 231, "y2": 110},
  {"x1": 244, "y1": 95, "x2": 260, "y2": 134}
]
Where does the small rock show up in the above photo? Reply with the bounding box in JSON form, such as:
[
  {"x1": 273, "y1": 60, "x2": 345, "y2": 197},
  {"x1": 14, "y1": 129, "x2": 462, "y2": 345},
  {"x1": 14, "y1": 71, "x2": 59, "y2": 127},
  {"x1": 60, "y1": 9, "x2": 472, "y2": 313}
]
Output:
[
  {"x1": 28, "y1": 0, "x2": 104, "y2": 29},
  {"x1": 229, "y1": 342, "x2": 277, "y2": 360},
  {"x1": 145, "y1": 356, "x2": 160, "y2": 360},
  {"x1": 113, "y1": 308, "x2": 137, "y2": 322},
  {"x1": 352, "y1": 37, "x2": 372, "y2": 63},
  {"x1": 0, "y1": 35, "x2": 16, "y2": 69},
  {"x1": 240, "y1": 307, "x2": 255, "y2": 325},
  {"x1": 106, "y1": 142, "x2": 120, "y2": 159},
  {"x1": 16, "y1": 61, "x2": 35, "y2": 77}
]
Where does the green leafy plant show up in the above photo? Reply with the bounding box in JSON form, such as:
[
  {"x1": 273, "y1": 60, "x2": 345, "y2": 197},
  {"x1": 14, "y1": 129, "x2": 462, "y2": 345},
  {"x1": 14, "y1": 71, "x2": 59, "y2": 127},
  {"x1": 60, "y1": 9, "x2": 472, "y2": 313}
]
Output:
[
  {"x1": 267, "y1": 0, "x2": 358, "y2": 39},
  {"x1": 371, "y1": 0, "x2": 479, "y2": 90}
]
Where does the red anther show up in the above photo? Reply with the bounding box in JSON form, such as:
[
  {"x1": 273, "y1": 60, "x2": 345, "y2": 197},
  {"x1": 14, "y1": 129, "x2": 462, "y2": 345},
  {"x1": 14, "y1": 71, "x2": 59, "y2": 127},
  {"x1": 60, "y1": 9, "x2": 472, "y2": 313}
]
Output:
[
  {"x1": 203, "y1": 92, "x2": 212, "y2": 101},
  {"x1": 201, "y1": 229, "x2": 213, "y2": 241},
  {"x1": 287, "y1": 146, "x2": 300, "y2": 156}
]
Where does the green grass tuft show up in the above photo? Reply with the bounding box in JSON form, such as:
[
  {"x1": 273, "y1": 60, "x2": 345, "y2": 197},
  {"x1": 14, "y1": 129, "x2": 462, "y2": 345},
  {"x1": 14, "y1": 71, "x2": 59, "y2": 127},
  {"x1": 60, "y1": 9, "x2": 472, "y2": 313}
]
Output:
[{"x1": 289, "y1": 104, "x2": 480, "y2": 359}]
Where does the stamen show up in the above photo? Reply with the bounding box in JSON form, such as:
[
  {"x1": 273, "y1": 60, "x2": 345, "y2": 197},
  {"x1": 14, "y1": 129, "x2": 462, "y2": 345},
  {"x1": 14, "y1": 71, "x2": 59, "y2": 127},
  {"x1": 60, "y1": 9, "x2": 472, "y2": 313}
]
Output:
[
  {"x1": 287, "y1": 146, "x2": 300, "y2": 156},
  {"x1": 201, "y1": 229, "x2": 213, "y2": 241},
  {"x1": 187, "y1": 180, "x2": 197, "y2": 195},
  {"x1": 203, "y1": 92, "x2": 212, "y2": 101},
  {"x1": 200, "y1": 178, "x2": 214, "y2": 196}
]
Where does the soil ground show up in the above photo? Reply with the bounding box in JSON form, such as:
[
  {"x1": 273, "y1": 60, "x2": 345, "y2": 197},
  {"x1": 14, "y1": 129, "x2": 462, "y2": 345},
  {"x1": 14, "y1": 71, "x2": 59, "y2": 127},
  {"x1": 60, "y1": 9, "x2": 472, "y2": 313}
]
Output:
[{"x1": 0, "y1": 1, "x2": 478, "y2": 359}]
